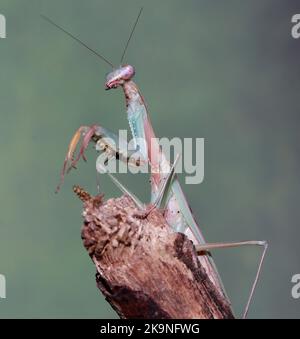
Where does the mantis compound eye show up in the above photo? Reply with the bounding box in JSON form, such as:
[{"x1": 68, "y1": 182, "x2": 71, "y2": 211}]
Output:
[
  {"x1": 105, "y1": 65, "x2": 135, "y2": 89},
  {"x1": 120, "y1": 64, "x2": 135, "y2": 80}
]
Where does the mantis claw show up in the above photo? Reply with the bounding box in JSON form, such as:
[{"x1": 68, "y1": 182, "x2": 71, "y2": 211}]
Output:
[
  {"x1": 71, "y1": 125, "x2": 99, "y2": 168},
  {"x1": 56, "y1": 125, "x2": 98, "y2": 193}
]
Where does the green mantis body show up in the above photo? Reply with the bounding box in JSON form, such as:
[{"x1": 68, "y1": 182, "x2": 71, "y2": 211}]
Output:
[
  {"x1": 104, "y1": 73, "x2": 228, "y2": 298},
  {"x1": 44, "y1": 10, "x2": 268, "y2": 318}
]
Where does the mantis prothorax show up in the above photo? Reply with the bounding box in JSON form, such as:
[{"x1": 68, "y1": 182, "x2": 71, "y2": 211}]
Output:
[{"x1": 43, "y1": 9, "x2": 268, "y2": 319}]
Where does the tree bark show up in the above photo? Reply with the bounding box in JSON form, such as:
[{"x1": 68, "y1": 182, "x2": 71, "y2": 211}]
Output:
[{"x1": 75, "y1": 187, "x2": 234, "y2": 319}]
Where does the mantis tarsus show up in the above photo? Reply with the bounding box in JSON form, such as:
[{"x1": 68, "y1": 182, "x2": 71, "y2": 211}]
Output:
[{"x1": 43, "y1": 9, "x2": 268, "y2": 319}]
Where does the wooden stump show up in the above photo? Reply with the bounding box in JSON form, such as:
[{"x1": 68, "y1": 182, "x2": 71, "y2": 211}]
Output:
[{"x1": 75, "y1": 187, "x2": 234, "y2": 319}]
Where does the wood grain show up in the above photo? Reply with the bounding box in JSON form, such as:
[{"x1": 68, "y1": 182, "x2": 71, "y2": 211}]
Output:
[{"x1": 76, "y1": 188, "x2": 234, "y2": 319}]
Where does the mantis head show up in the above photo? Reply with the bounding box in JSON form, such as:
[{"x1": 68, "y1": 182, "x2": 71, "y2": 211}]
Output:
[
  {"x1": 42, "y1": 8, "x2": 142, "y2": 90},
  {"x1": 105, "y1": 65, "x2": 135, "y2": 90}
]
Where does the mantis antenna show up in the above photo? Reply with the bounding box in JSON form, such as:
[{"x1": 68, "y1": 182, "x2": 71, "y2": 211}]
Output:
[
  {"x1": 120, "y1": 7, "x2": 143, "y2": 64},
  {"x1": 41, "y1": 15, "x2": 114, "y2": 68}
]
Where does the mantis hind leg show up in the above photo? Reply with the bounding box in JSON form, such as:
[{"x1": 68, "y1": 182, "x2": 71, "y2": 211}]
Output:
[{"x1": 196, "y1": 240, "x2": 268, "y2": 319}]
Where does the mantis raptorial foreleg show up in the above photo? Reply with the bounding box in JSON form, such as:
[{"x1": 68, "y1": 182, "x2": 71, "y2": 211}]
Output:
[
  {"x1": 196, "y1": 240, "x2": 268, "y2": 319},
  {"x1": 56, "y1": 124, "x2": 147, "y2": 193}
]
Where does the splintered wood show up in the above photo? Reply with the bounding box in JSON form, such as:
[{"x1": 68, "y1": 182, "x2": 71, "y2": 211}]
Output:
[{"x1": 75, "y1": 187, "x2": 234, "y2": 319}]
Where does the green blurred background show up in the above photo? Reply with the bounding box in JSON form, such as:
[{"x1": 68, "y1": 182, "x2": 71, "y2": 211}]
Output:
[{"x1": 0, "y1": 0, "x2": 299, "y2": 318}]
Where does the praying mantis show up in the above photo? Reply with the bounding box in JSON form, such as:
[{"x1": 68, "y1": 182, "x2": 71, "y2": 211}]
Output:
[{"x1": 43, "y1": 8, "x2": 268, "y2": 319}]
